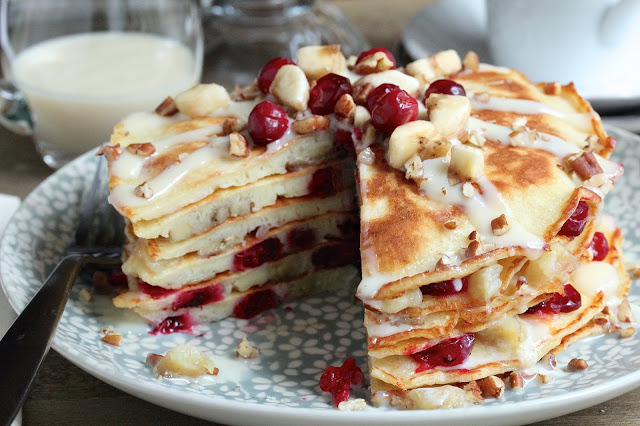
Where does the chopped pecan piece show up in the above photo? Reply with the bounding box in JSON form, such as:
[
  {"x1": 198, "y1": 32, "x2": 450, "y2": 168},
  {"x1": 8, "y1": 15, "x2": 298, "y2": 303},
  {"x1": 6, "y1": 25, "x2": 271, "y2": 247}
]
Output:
[
  {"x1": 134, "y1": 181, "x2": 153, "y2": 199},
  {"x1": 566, "y1": 358, "x2": 588, "y2": 371},
  {"x1": 568, "y1": 151, "x2": 603, "y2": 180},
  {"x1": 617, "y1": 299, "x2": 634, "y2": 323},
  {"x1": 477, "y1": 376, "x2": 505, "y2": 398},
  {"x1": 462, "y1": 380, "x2": 484, "y2": 402},
  {"x1": 334, "y1": 93, "x2": 356, "y2": 119},
  {"x1": 154, "y1": 96, "x2": 179, "y2": 116},
  {"x1": 101, "y1": 333, "x2": 122, "y2": 346},
  {"x1": 222, "y1": 117, "x2": 247, "y2": 135},
  {"x1": 228, "y1": 132, "x2": 249, "y2": 158},
  {"x1": 352, "y1": 82, "x2": 374, "y2": 105},
  {"x1": 97, "y1": 144, "x2": 122, "y2": 162},
  {"x1": 491, "y1": 214, "x2": 510, "y2": 236},
  {"x1": 145, "y1": 353, "x2": 164, "y2": 368},
  {"x1": 444, "y1": 220, "x2": 457, "y2": 230},
  {"x1": 126, "y1": 142, "x2": 156, "y2": 157},
  {"x1": 236, "y1": 337, "x2": 260, "y2": 359},
  {"x1": 508, "y1": 372, "x2": 524, "y2": 389},
  {"x1": 92, "y1": 271, "x2": 112, "y2": 295},
  {"x1": 291, "y1": 115, "x2": 330, "y2": 134},
  {"x1": 466, "y1": 239, "x2": 483, "y2": 258}
]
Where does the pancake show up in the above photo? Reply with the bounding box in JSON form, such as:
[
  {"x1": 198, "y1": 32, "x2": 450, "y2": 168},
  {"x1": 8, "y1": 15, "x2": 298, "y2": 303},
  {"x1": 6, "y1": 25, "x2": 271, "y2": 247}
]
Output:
[
  {"x1": 132, "y1": 159, "x2": 354, "y2": 240},
  {"x1": 135, "y1": 189, "x2": 355, "y2": 261},
  {"x1": 123, "y1": 212, "x2": 357, "y2": 288},
  {"x1": 369, "y1": 225, "x2": 629, "y2": 389},
  {"x1": 107, "y1": 110, "x2": 340, "y2": 222},
  {"x1": 124, "y1": 265, "x2": 359, "y2": 325}
]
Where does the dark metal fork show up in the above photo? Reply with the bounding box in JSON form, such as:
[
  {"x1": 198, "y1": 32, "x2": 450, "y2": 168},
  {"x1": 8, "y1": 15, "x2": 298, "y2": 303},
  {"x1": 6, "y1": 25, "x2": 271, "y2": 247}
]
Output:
[{"x1": 0, "y1": 155, "x2": 124, "y2": 425}]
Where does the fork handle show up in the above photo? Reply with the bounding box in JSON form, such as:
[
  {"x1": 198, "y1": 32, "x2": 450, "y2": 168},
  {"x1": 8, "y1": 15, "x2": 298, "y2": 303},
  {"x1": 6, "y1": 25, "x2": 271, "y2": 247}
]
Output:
[{"x1": 0, "y1": 254, "x2": 86, "y2": 425}]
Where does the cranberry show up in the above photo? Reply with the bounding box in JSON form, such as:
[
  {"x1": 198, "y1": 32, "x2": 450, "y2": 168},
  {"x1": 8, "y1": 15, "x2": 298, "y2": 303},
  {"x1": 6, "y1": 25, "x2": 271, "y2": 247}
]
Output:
[
  {"x1": 353, "y1": 126, "x2": 362, "y2": 141},
  {"x1": 356, "y1": 47, "x2": 396, "y2": 68},
  {"x1": 525, "y1": 284, "x2": 582, "y2": 315},
  {"x1": 369, "y1": 88, "x2": 419, "y2": 134},
  {"x1": 319, "y1": 357, "x2": 363, "y2": 406},
  {"x1": 150, "y1": 314, "x2": 194, "y2": 335},
  {"x1": 424, "y1": 79, "x2": 466, "y2": 100},
  {"x1": 420, "y1": 277, "x2": 469, "y2": 297},
  {"x1": 137, "y1": 279, "x2": 178, "y2": 299},
  {"x1": 248, "y1": 100, "x2": 289, "y2": 146},
  {"x1": 366, "y1": 83, "x2": 400, "y2": 111},
  {"x1": 558, "y1": 201, "x2": 589, "y2": 237},
  {"x1": 233, "y1": 237, "x2": 283, "y2": 271},
  {"x1": 308, "y1": 167, "x2": 340, "y2": 196},
  {"x1": 287, "y1": 228, "x2": 316, "y2": 251},
  {"x1": 590, "y1": 231, "x2": 609, "y2": 261},
  {"x1": 312, "y1": 243, "x2": 359, "y2": 268},
  {"x1": 338, "y1": 216, "x2": 359, "y2": 239},
  {"x1": 171, "y1": 283, "x2": 225, "y2": 311},
  {"x1": 410, "y1": 334, "x2": 475, "y2": 373},
  {"x1": 333, "y1": 129, "x2": 355, "y2": 155},
  {"x1": 308, "y1": 73, "x2": 353, "y2": 115},
  {"x1": 257, "y1": 57, "x2": 295, "y2": 93},
  {"x1": 232, "y1": 289, "x2": 280, "y2": 319},
  {"x1": 107, "y1": 268, "x2": 129, "y2": 288}
]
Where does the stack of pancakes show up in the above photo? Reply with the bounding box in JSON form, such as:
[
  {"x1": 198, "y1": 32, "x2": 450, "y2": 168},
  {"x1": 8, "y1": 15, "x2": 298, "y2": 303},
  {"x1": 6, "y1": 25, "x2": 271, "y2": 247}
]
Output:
[
  {"x1": 106, "y1": 100, "x2": 358, "y2": 327},
  {"x1": 104, "y1": 46, "x2": 631, "y2": 407},
  {"x1": 354, "y1": 54, "x2": 629, "y2": 405}
]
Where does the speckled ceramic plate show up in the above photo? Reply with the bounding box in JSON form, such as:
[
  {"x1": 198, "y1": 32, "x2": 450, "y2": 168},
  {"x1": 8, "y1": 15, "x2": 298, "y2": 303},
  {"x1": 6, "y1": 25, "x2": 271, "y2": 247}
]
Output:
[{"x1": 1, "y1": 127, "x2": 640, "y2": 425}]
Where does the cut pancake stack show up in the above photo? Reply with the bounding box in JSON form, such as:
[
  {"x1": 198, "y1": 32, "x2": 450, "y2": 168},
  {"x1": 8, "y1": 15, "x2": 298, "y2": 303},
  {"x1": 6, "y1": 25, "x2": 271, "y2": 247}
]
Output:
[
  {"x1": 106, "y1": 90, "x2": 359, "y2": 328},
  {"x1": 353, "y1": 52, "x2": 629, "y2": 407},
  {"x1": 104, "y1": 44, "x2": 632, "y2": 408}
]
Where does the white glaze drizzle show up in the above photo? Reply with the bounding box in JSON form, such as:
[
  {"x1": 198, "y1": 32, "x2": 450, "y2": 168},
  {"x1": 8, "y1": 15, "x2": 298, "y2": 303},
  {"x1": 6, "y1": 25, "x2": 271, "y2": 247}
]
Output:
[{"x1": 420, "y1": 156, "x2": 547, "y2": 250}]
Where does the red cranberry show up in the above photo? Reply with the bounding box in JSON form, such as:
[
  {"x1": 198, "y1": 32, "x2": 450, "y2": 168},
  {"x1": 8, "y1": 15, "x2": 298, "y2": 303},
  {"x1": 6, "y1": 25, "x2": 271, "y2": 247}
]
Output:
[
  {"x1": 369, "y1": 88, "x2": 419, "y2": 134},
  {"x1": 171, "y1": 283, "x2": 225, "y2": 311},
  {"x1": 308, "y1": 167, "x2": 340, "y2": 196},
  {"x1": 338, "y1": 216, "x2": 359, "y2": 239},
  {"x1": 248, "y1": 101, "x2": 289, "y2": 146},
  {"x1": 312, "y1": 243, "x2": 359, "y2": 268},
  {"x1": 232, "y1": 289, "x2": 280, "y2": 319},
  {"x1": 356, "y1": 47, "x2": 396, "y2": 68},
  {"x1": 107, "y1": 268, "x2": 129, "y2": 288},
  {"x1": 366, "y1": 83, "x2": 400, "y2": 111},
  {"x1": 319, "y1": 357, "x2": 363, "y2": 406},
  {"x1": 420, "y1": 277, "x2": 469, "y2": 297},
  {"x1": 333, "y1": 129, "x2": 355, "y2": 155},
  {"x1": 525, "y1": 284, "x2": 582, "y2": 315},
  {"x1": 137, "y1": 279, "x2": 178, "y2": 299},
  {"x1": 233, "y1": 237, "x2": 283, "y2": 271},
  {"x1": 150, "y1": 314, "x2": 194, "y2": 335},
  {"x1": 257, "y1": 57, "x2": 295, "y2": 93},
  {"x1": 424, "y1": 79, "x2": 466, "y2": 100},
  {"x1": 590, "y1": 231, "x2": 609, "y2": 261},
  {"x1": 353, "y1": 127, "x2": 362, "y2": 141},
  {"x1": 287, "y1": 228, "x2": 316, "y2": 251},
  {"x1": 558, "y1": 201, "x2": 589, "y2": 237},
  {"x1": 410, "y1": 334, "x2": 475, "y2": 373},
  {"x1": 308, "y1": 73, "x2": 353, "y2": 115}
]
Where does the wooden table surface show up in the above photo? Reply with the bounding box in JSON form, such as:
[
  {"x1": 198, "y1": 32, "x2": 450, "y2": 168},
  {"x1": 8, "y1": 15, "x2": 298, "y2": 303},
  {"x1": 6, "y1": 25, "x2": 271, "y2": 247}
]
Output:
[{"x1": 1, "y1": 1, "x2": 639, "y2": 424}]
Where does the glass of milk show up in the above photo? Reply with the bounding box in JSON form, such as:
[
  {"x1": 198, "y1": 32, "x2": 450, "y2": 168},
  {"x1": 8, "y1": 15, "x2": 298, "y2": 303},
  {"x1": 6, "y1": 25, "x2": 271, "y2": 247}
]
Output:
[{"x1": 0, "y1": 0, "x2": 203, "y2": 168}]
